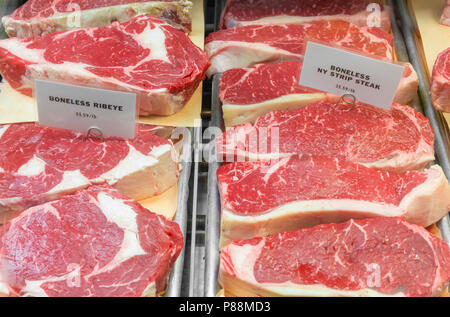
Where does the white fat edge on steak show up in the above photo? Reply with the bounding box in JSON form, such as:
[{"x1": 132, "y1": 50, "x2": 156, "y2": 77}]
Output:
[
  {"x1": 205, "y1": 41, "x2": 301, "y2": 76},
  {"x1": 138, "y1": 88, "x2": 186, "y2": 116},
  {"x1": 6, "y1": 1, "x2": 188, "y2": 22},
  {"x1": 398, "y1": 165, "x2": 450, "y2": 227},
  {"x1": 222, "y1": 93, "x2": 328, "y2": 126},
  {"x1": 231, "y1": 280, "x2": 405, "y2": 297},
  {"x1": 359, "y1": 149, "x2": 434, "y2": 172},
  {"x1": 222, "y1": 199, "x2": 405, "y2": 224},
  {"x1": 98, "y1": 142, "x2": 172, "y2": 186},
  {"x1": 18, "y1": 191, "x2": 149, "y2": 297},
  {"x1": 221, "y1": 221, "x2": 405, "y2": 297},
  {"x1": 231, "y1": 11, "x2": 377, "y2": 29}
]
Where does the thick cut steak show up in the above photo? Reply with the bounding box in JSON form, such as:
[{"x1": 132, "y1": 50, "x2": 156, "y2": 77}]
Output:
[
  {"x1": 220, "y1": 61, "x2": 418, "y2": 126},
  {"x1": 216, "y1": 101, "x2": 435, "y2": 172},
  {"x1": 431, "y1": 47, "x2": 450, "y2": 112},
  {"x1": 0, "y1": 123, "x2": 179, "y2": 223},
  {"x1": 0, "y1": 185, "x2": 183, "y2": 297},
  {"x1": 0, "y1": 16, "x2": 209, "y2": 116},
  {"x1": 217, "y1": 156, "x2": 450, "y2": 246},
  {"x1": 441, "y1": 0, "x2": 450, "y2": 26},
  {"x1": 220, "y1": 217, "x2": 450, "y2": 297},
  {"x1": 205, "y1": 20, "x2": 393, "y2": 77},
  {"x1": 2, "y1": 0, "x2": 193, "y2": 37},
  {"x1": 220, "y1": 0, "x2": 390, "y2": 32}
]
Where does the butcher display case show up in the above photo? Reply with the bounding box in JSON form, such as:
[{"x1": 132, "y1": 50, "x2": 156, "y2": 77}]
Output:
[
  {"x1": 200, "y1": 0, "x2": 450, "y2": 298},
  {"x1": 0, "y1": 0, "x2": 448, "y2": 298}
]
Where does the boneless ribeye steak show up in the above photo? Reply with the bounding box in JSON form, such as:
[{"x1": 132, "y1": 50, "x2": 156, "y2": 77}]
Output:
[
  {"x1": 220, "y1": 0, "x2": 390, "y2": 32},
  {"x1": 217, "y1": 156, "x2": 450, "y2": 246},
  {"x1": 220, "y1": 217, "x2": 450, "y2": 297},
  {"x1": 0, "y1": 15, "x2": 210, "y2": 116},
  {"x1": 220, "y1": 61, "x2": 418, "y2": 126},
  {"x1": 216, "y1": 101, "x2": 435, "y2": 172},
  {"x1": 205, "y1": 20, "x2": 393, "y2": 76},
  {"x1": 441, "y1": 0, "x2": 450, "y2": 26},
  {"x1": 0, "y1": 123, "x2": 179, "y2": 223},
  {"x1": 2, "y1": 0, "x2": 193, "y2": 37},
  {"x1": 0, "y1": 185, "x2": 183, "y2": 297},
  {"x1": 431, "y1": 47, "x2": 450, "y2": 112}
]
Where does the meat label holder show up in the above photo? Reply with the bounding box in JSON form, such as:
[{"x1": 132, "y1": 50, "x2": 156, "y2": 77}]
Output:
[
  {"x1": 299, "y1": 41, "x2": 405, "y2": 110},
  {"x1": 35, "y1": 80, "x2": 137, "y2": 139},
  {"x1": 337, "y1": 93, "x2": 356, "y2": 109}
]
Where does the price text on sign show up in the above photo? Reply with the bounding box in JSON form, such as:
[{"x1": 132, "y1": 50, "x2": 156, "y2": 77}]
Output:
[
  {"x1": 299, "y1": 42, "x2": 405, "y2": 109},
  {"x1": 36, "y1": 80, "x2": 137, "y2": 139}
]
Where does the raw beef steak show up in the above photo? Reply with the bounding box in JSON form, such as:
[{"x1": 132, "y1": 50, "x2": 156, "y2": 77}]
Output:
[
  {"x1": 2, "y1": 0, "x2": 193, "y2": 37},
  {"x1": 220, "y1": 217, "x2": 450, "y2": 297},
  {"x1": 431, "y1": 47, "x2": 450, "y2": 112},
  {"x1": 441, "y1": 0, "x2": 450, "y2": 26},
  {"x1": 0, "y1": 15, "x2": 209, "y2": 116},
  {"x1": 216, "y1": 101, "x2": 435, "y2": 172},
  {"x1": 0, "y1": 185, "x2": 183, "y2": 297},
  {"x1": 217, "y1": 156, "x2": 450, "y2": 246},
  {"x1": 205, "y1": 20, "x2": 393, "y2": 76},
  {"x1": 220, "y1": 61, "x2": 418, "y2": 126},
  {"x1": 0, "y1": 123, "x2": 179, "y2": 224},
  {"x1": 220, "y1": 0, "x2": 390, "y2": 32}
]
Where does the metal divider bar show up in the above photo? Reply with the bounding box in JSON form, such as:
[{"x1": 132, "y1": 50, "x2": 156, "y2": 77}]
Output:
[
  {"x1": 188, "y1": 126, "x2": 203, "y2": 296},
  {"x1": 167, "y1": 128, "x2": 194, "y2": 297},
  {"x1": 204, "y1": 74, "x2": 223, "y2": 297}
]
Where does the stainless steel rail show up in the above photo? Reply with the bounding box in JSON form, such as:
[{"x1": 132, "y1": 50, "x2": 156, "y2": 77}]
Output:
[
  {"x1": 204, "y1": 75, "x2": 223, "y2": 297},
  {"x1": 167, "y1": 128, "x2": 194, "y2": 297},
  {"x1": 188, "y1": 126, "x2": 203, "y2": 296}
]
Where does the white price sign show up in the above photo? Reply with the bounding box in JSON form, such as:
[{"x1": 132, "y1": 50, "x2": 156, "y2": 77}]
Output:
[
  {"x1": 299, "y1": 42, "x2": 405, "y2": 109},
  {"x1": 36, "y1": 80, "x2": 137, "y2": 139}
]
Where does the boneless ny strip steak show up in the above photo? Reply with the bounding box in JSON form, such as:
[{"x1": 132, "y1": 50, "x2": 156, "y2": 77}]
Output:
[
  {"x1": 216, "y1": 101, "x2": 435, "y2": 172},
  {"x1": 0, "y1": 123, "x2": 179, "y2": 223},
  {"x1": 0, "y1": 185, "x2": 183, "y2": 297},
  {"x1": 0, "y1": 15, "x2": 210, "y2": 116},
  {"x1": 431, "y1": 47, "x2": 450, "y2": 112},
  {"x1": 205, "y1": 20, "x2": 394, "y2": 77},
  {"x1": 220, "y1": 0, "x2": 390, "y2": 32},
  {"x1": 2, "y1": 0, "x2": 193, "y2": 37},
  {"x1": 217, "y1": 156, "x2": 450, "y2": 246},
  {"x1": 219, "y1": 61, "x2": 418, "y2": 126},
  {"x1": 220, "y1": 217, "x2": 450, "y2": 297}
]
